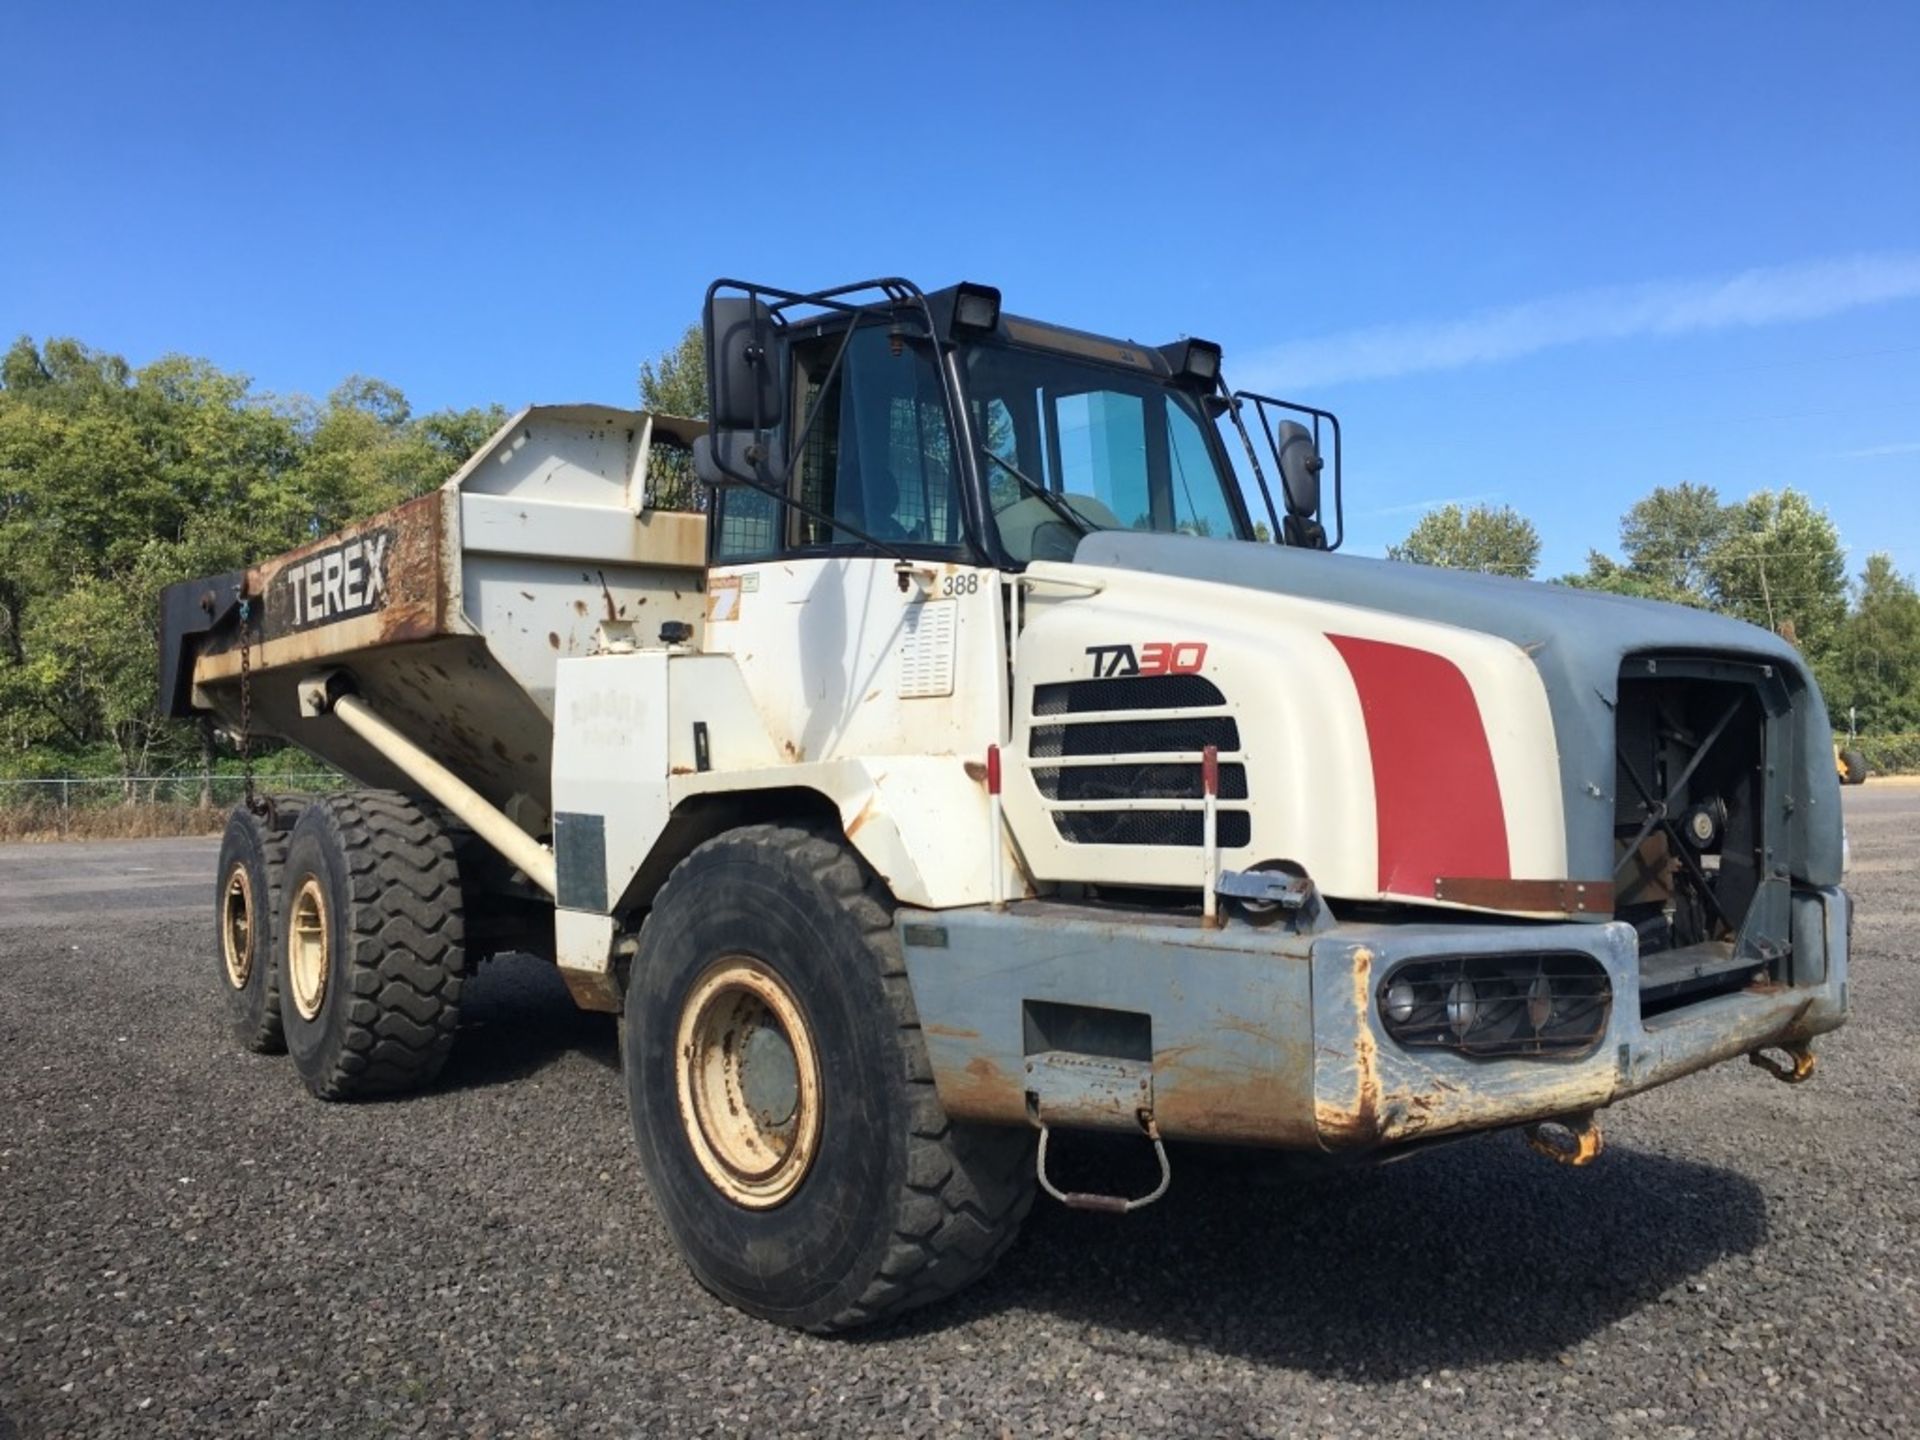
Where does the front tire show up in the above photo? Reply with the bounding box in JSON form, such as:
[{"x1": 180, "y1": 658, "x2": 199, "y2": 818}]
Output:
[
  {"x1": 277, "y1": 792, "x2": 467, "y2": 1100},
  {"x1": 625, "y1": 823, "x2": 1035, "y2": 1331}
]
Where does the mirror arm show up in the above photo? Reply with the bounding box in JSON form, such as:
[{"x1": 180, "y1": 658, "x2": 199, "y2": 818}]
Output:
[{"x1": 1215, "y1": 370, "x2": 1284, "y2": 542}]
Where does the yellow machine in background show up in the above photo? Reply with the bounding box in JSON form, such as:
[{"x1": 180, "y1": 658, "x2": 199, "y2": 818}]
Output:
[{"x1": 1837, "y1": 742, "x2": 1869, "y2": 786}]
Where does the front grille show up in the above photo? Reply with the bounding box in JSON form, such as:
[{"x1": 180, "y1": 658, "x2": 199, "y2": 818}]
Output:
[
  {"x1": 1612, "y1": 653, "x2": 1795, "y2": 1015},
  {"x1": 1377, "y1": 952, "x2": 1612, "y2": 1059},
  {"x1": 1030, "y1": 716, "x2": 1240, "y2": 759},
  {"x1": 1027, "y1": 677, "x2": 1246, "y2": 850},
  {"x1": 1034, "y1": 675, "x2": 1226, "y2": 715},
  {"x1": 1034, "y1": 762, "x2": 1249, "y2": 802},
  {"x1": 1053, "y1": 810, "x2": 1253, "y2": 848}
]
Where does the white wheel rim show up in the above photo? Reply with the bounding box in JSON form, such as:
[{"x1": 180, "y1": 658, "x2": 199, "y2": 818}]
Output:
[{"x1": 674, "y1": 955, "x2": 822, "y2": 1209}]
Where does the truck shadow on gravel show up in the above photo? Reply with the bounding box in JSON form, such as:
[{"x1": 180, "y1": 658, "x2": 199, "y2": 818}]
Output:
[
  {"x1": 431, "y1": 953, "x2": 618, "y2": 1093},
  {"x1": 896, "y1": 1134, "x2": 1767, "y2": 1378}
]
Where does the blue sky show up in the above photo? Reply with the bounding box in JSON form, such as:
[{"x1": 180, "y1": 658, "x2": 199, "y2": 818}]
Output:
[{"x1": 4, "y1": 2, "x2": 1916, "y2": 578}]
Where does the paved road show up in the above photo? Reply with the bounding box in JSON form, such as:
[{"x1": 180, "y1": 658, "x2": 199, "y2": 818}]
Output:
[{"x1": 3, "y1": 791, "x2": 1917, "y2": 1438}]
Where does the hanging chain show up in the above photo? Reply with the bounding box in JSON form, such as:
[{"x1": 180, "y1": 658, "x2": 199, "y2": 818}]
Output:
[{"x1": 237, "y1": 595, "x2": 268, "y2": 818}]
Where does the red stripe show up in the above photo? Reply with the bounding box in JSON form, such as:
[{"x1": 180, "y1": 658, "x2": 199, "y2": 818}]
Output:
[{"x1": 1327, "y1": 634, "x2": 1509, "y2": 896}]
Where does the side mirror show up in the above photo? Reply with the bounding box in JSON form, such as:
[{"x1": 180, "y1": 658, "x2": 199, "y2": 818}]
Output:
[
  {"x1": 692, "y1": 431, "x2": 785, "y2": 489},
  {"x1": 1275, "y1": 421, "x2": 1322, "y2": 518},
  {"x1": 706, "y1": 295, "x2": 782, "y2": 432}
]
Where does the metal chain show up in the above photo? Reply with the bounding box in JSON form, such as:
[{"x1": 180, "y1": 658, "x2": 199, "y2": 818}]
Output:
[{"x1": 237, "y1": 596, "x2": 268, "y2": 818}]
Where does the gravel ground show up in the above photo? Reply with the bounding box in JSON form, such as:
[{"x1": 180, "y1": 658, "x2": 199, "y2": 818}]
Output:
[{"x1": 3, "y1": 787, "x2": 1917, "y2": 1439}]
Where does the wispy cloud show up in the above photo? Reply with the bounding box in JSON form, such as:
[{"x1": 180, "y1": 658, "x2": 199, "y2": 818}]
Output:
[
  {"x1": 1836, "y1": 440, "x2": 1920, "y2": 460},
  {"x1": 1243, "y1": 252, "x2": 1920, "y2": 391},
  {"x1": 1361, "y1": 491, "x2": 1500, "y2": 519}
]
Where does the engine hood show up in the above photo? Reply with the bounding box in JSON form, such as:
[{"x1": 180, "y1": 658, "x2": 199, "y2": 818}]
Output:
[{"x1": 1071, "y1": 531, "x2": 1844, "y2": 889}]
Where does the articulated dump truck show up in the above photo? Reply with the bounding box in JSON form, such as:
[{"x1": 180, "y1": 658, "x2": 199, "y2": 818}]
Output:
[{"x1": 160, "y1": 277, "x2": 1851, "y2": 1330}]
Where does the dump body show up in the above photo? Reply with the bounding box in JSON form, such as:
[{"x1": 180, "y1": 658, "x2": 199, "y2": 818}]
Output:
[{"x1": 160, "y1": 406, "x2": 707, "y2": 831}]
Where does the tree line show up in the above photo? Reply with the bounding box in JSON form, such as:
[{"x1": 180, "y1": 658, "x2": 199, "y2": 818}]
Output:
[
  {"x1": 1389, "y1": 489, "x2": 1920, "y2": 737},
  {"x1": 0, "y1": 336, "x2": 504, "y2": 784},
  {"x1": 2, "y1": 327, "x2": 1914, "y2": 797}
]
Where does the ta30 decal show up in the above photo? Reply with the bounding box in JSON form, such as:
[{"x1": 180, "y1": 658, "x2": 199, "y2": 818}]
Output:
[{"x1": 1083, "y1": 641, "x2": 1208, "y2": 678}]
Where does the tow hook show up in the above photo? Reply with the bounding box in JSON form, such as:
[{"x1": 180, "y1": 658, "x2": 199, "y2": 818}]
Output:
[
  {"x1": 1749, "y1": 1040, "x2": 1817, "y2": 1084},
  {"x1": 1524, "y1": 1111, "x2": 1604, "y2": 1167},
  {"x1": 1034, "y1": 1113, "x2": 1172, "y2": 1215}
]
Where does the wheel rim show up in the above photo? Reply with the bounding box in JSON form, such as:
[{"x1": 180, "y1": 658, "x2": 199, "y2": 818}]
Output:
[
  {"x1": 220, "y1": 863, "x2": 255, "y2": 989},
  {"x1": 287, "y1": 875, "x2": 330, "y2": 1021},
  {"x1": 674, "y1": 955, "x2": 822, "y2": 1209}
]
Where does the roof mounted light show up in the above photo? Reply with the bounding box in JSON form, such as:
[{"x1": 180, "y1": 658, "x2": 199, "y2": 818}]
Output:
[
  {"x1": 949, "y1": 282, "x2": 1002, "y2": 337},
  {"x1": 1158, "y1": 337, "x2": 1222, "y2": 390}
]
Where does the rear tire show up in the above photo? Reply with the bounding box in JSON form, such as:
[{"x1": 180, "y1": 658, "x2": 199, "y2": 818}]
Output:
[
  {"x1": 277, "y1": 792, "x2": 466, "y2": 1100},
  {"x1": 1840, "y1": 748, "x2": 1869, "y2": 785},
  {"x1": 213, "y1": 801, "x2": 305, "y2": 1053},
  {"x1": 625, "y1": 823, "x2": 1035, "y2": 1332}
]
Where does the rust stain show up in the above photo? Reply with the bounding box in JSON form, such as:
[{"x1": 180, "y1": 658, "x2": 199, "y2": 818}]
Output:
[
  {"x1": 782, "y1": 739, "x2": 803, "y2": 762},
  {"x1": 922, "y1": 1023, "x2": 981, "y2": 1040},
  {"x1": 547, "y1": 632, "x2": 561, "y2": 650},
  {"x1": 963, "y1": 759, "x2": 988, "y2": 783},
  {"x1": 1314, "y1": 945, "x2": 1381, "y2": 1148},
  {"x1": 670, "y1": 765, "x2": 695, "y2": 776},
  {"x1": 192, "y1": 491, "x2": 450, "y2": 684},
  {"x1": 846, "y1": 793, "x2": 877, "y2": 838},
  {"x1": 936, "y1": 1053, "x2": 1024, "y2": 1123},
  {"x1": 573, "y1": 599, "x2": 589, "y2": 617},
  {"x1": 1156, "y1": 1063, "x2": 1315, "y2": 1146}
]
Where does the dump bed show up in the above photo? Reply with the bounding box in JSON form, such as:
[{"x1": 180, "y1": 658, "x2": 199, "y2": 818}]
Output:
[{"x1": 160, "y1": 405, "x2": 707, "y2": 831}]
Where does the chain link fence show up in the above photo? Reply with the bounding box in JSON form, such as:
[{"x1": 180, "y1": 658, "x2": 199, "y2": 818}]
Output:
[
  {"x1": 0, "y1": 774, "x2": 342, "y2": 810},
  {"x1": 0, "y1": 773, "x2": 344, "y2": 840}
]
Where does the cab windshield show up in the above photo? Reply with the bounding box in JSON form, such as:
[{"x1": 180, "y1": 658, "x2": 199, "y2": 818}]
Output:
[{"x1": 965, "y1": 342, "x2": 1249, "y2": 563}]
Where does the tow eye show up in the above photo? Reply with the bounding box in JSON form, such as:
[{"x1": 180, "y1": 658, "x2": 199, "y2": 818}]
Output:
[
  {"x1": 1749, "y1": 1040, "x2": 1817, "y2": 1084},
  {"x1": 1025, "y1": 1048, "x2": 1171, "y2": 1214},
  {"x1": 1524, "y1": 1111, "x2": 1605, "y2": 1167},
  {"x1": 1035, "y1": 1113, "x2": 1172, "y2": 1215}
]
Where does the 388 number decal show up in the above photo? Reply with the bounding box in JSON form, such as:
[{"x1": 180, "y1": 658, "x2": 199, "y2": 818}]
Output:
[
  {"x1": 1083, "y1": 641, "x2": 1208, "y2": 678},
  {"x1": 940, "y1": 573, "x2": 981, "y2": 596}
]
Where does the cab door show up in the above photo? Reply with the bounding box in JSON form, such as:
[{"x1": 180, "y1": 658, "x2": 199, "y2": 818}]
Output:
[{"x1": 699, "y1": 324, "x2": 1005, "y2": 769}]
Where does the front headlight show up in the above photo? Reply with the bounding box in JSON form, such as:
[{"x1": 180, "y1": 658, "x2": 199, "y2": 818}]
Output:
[
  {"x1": 1377, "y1": 953, "x2": 1612, "y2": 1059},
  {"x1": 1385, "y1": 980, "x2": 1417, "y2": 1024}
]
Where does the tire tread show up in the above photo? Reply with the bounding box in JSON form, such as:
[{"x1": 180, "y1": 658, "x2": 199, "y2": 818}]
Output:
[
  {"x1": 287, "y1": 791, "x2": 465, "y2": 1100},
  {"x1": 662, "y1": 822, "x2": 1034, "y2": 1332}
]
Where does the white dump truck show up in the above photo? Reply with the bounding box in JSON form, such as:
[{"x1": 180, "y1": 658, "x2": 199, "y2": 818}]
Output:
[{"x1": 160, "y1": 277, "x2": 1851, "y2": 1330}]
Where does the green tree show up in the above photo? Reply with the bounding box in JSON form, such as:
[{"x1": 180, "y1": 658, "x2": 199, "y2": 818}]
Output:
[
  {"x1": 1387, "y1": 502, "x2": 1542, "y2": 578},
  {"x1": 637, "y1": 323, "x2": 707, "y2": 510},
  {"x1": 1565, "y1": 483, "x2": 1728, "y2": 604},
  {"x1": 0, "y1": 335, "x2": 499, "y2": 789},
  {"x1": 1706, "y1": 489, "x2": 1848, "y2": 661},
  {"x1": 1829, "y1": 553, "x2": 1920, "y2": 733},
  {"x1": 638, "y1": 323, "x2": 707, "y2": 418}
]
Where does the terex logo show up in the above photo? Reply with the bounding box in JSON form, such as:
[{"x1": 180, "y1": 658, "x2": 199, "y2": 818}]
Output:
[
  {"x1": 1083, "y1": 641, "x2": 1208, "y2": 678},
  {"x1": 281, "y1": 530, "x2": 391, "y2": 630}
]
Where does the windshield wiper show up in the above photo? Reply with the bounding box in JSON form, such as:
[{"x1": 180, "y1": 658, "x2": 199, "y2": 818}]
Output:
[{"x1": 978, "y1": 447, "x2": 1099, "y2": 536}]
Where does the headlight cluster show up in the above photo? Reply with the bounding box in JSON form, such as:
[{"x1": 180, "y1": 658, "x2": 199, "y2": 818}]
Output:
[{"x1": 1377, "y1": 953, "x2": 1611, "y2": 1059}]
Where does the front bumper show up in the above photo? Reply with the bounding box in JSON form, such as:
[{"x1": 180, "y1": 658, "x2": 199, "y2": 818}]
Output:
[{"x1": 899, "y1": 886, "x2": 1850, "y2": 1151}]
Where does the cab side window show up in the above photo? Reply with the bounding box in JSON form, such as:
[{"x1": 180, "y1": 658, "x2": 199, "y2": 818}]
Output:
[{"x1": 792, "y1": 327, "x2": 962, "y2": 551}]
